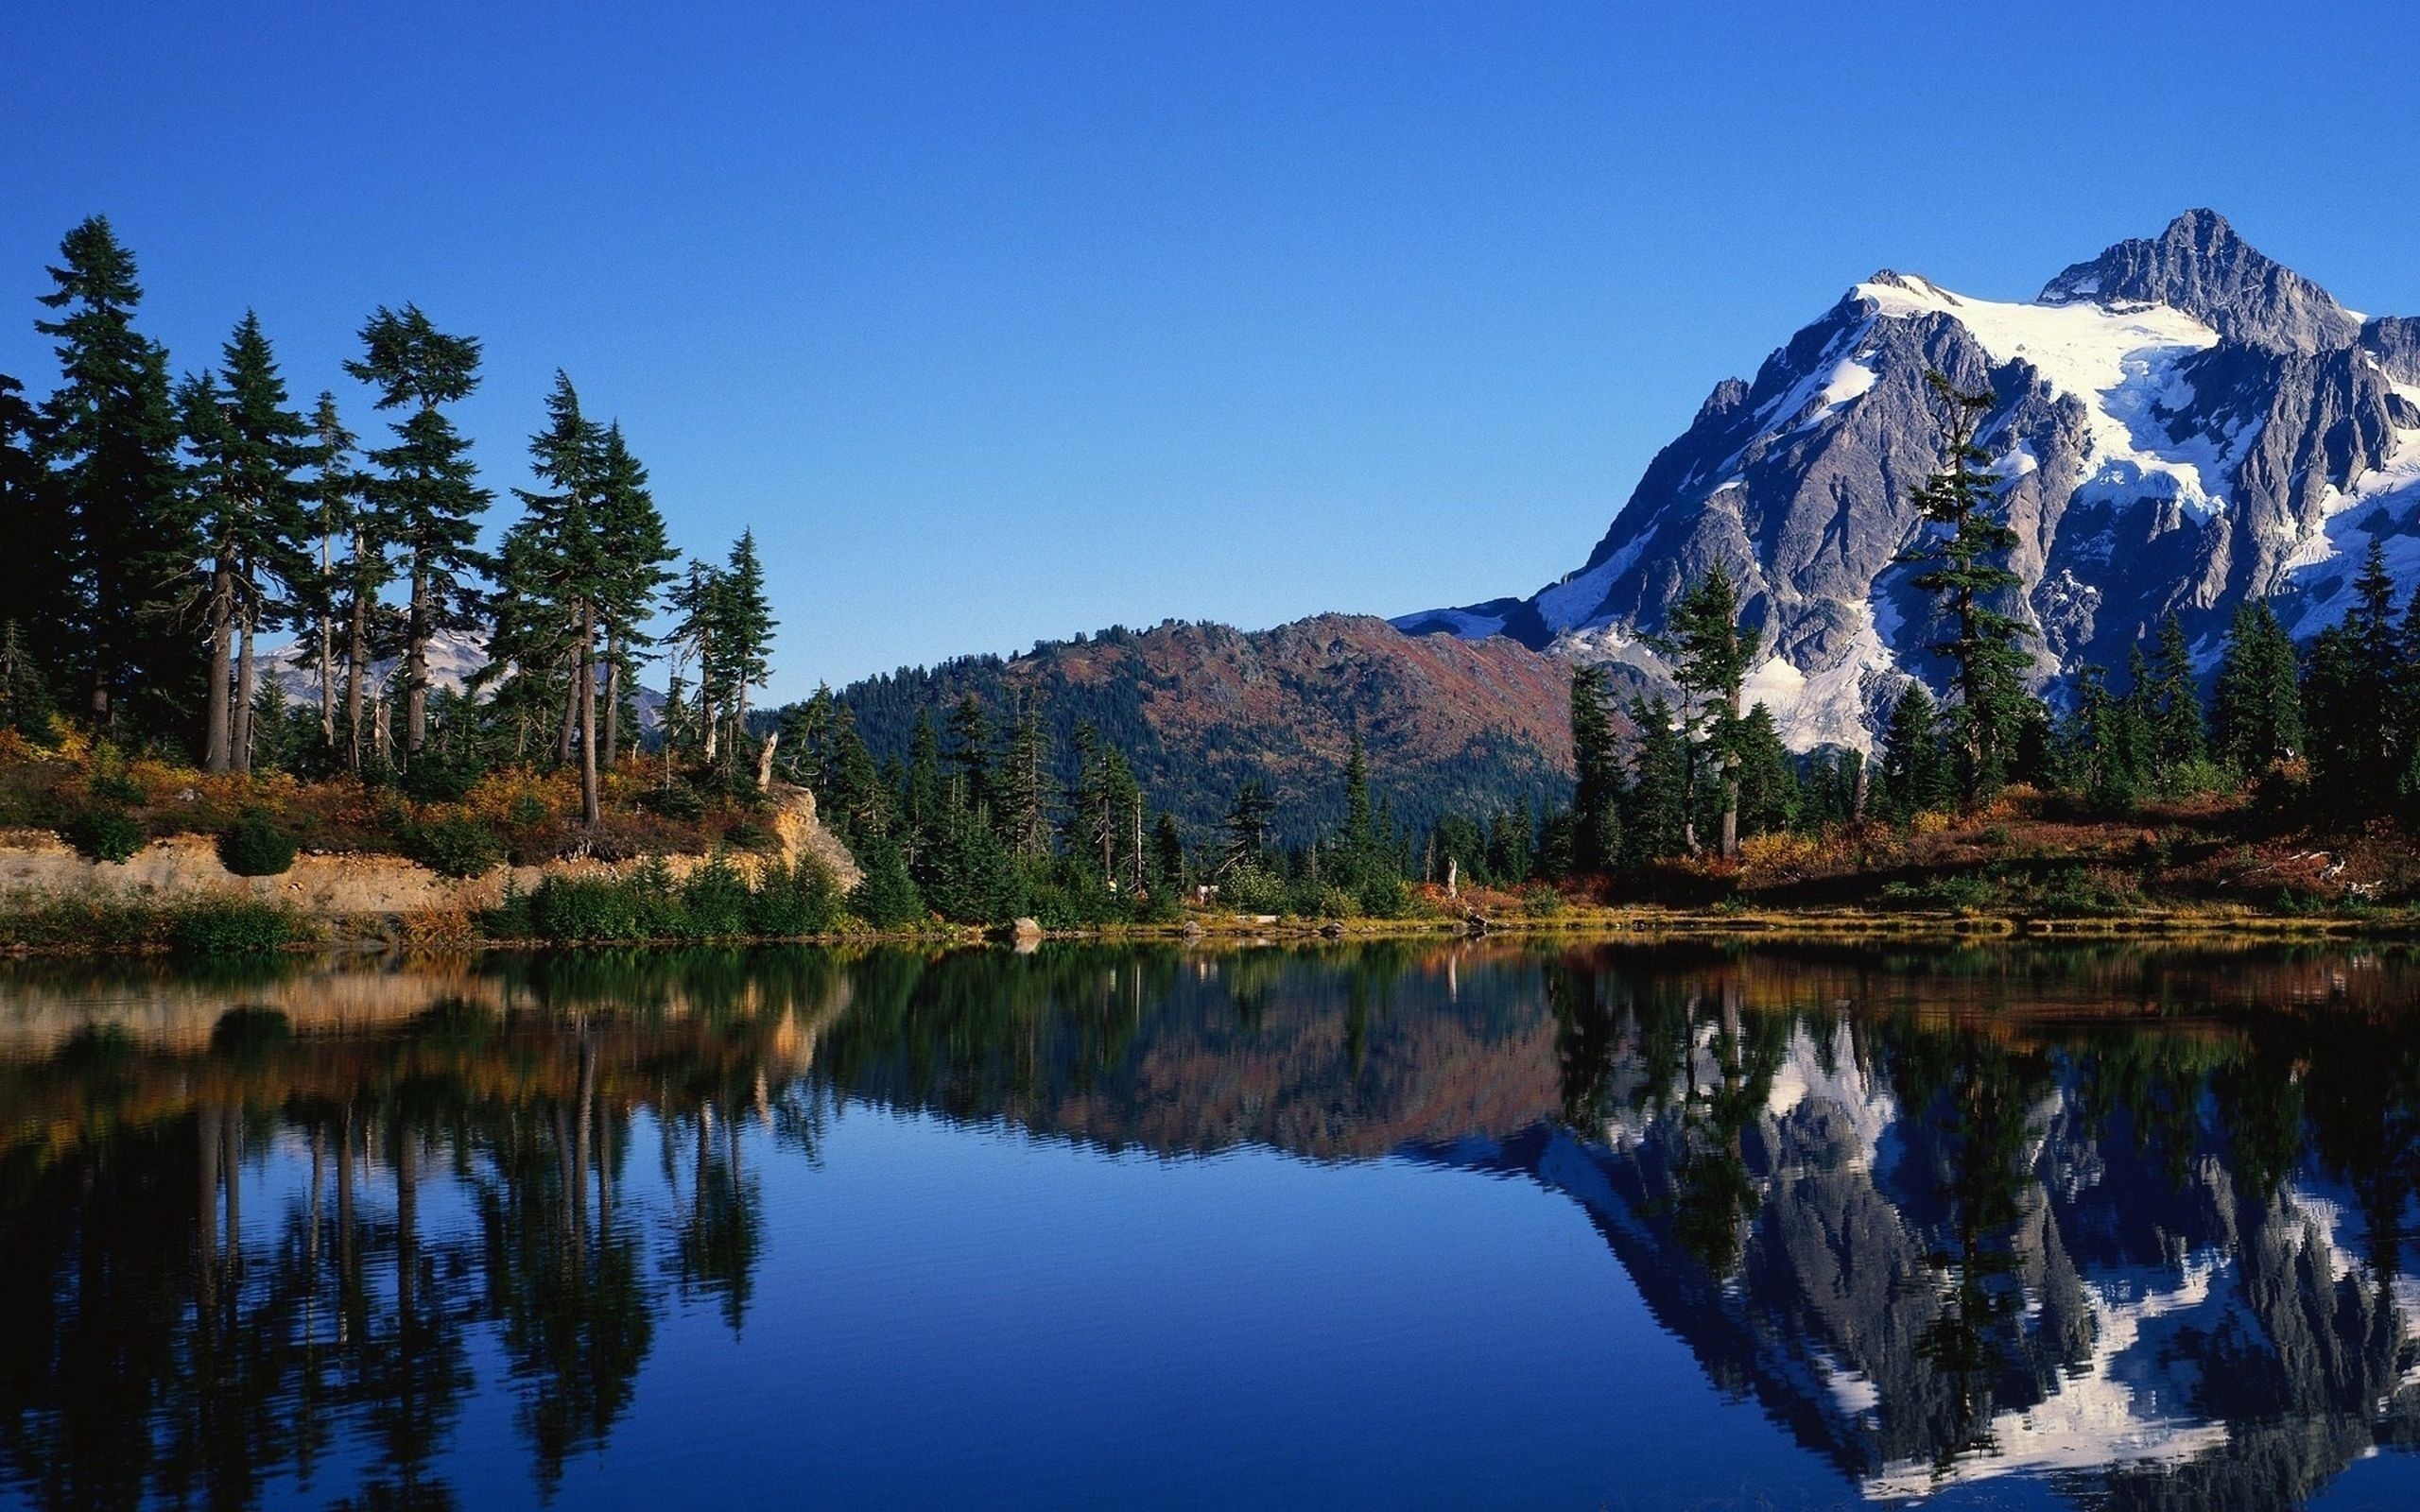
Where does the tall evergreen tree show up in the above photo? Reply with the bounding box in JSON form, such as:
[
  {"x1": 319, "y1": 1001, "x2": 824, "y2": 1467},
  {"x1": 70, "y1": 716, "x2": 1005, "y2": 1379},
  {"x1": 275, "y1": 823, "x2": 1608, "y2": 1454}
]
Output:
[
  {"x1": 34, "y1": 215, "x2": 199, "y2": 734},
  {"x1": 2146, "y1": 612, "x2": 2206, "y2": 788},
  {"x1": 301, "y1": 392, "x2": 369, "y2": 757},
  {"x1": 1570, "y1": 664, "x2": 1623, "y2": 874},
  {"x1": 995, "y1": 693, "x2": 1055, "y2": 861},
  {"x1": 1622, "y1": 696, "x2": 1687, "y2": 865},
  {"x1": 945, "y1": 694, "x2": 993, "y2": 816},
  {"x1": 2210, "y1": 597, "x2": 2302, "y2": 775},
  {"x1": 2306, "y1": 539, "x2": 2402, "y2": 814},
  {"x1": 0, "y1": 372, "x2": 67, "y2": 711},
  {"x1": 1899, "y1": 370, "x2": 2031, "y2": 802},
  {"x1": 1219, "y1": 777, "x2": 1275, "y2": 877},
  {"x1": 591, "y1": 422, "x2": 675, "y2": 769},
  {"x1": 181, "y1": 313, "x2": 311, "y2": 772},
  {"x1": 344, "y1": 304, "x2": 492, "y2": 761},
  {"x1": 1658, "y1": 564, "x2": 1760, "y2": 856},
  {"x1": 716, "y1": 529, "x2": 776, "y2": 757},
  {"x1": 1877, "y1": 682, "x2": 1951, "y2": 820}
]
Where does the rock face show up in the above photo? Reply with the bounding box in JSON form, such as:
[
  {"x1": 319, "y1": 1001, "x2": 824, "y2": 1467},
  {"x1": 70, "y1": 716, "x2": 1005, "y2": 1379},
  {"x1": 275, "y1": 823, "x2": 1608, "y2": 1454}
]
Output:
[{"x1": 1398, "y1": 211, "x2": 2420, "y2": 749}]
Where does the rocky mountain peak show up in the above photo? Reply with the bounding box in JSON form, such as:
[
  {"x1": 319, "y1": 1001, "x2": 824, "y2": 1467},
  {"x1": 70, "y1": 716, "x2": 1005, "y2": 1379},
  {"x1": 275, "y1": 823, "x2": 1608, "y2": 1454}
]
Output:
[{"x1": 2039, "y1": 208, "x2": 2360, "y2": 354}]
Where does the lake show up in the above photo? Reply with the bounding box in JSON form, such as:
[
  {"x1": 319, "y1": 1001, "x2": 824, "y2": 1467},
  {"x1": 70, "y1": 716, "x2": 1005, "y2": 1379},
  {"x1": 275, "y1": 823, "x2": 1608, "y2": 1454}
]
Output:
[{"x1": 6, "y1": 939, "x2": 2420, "y2": 1510}]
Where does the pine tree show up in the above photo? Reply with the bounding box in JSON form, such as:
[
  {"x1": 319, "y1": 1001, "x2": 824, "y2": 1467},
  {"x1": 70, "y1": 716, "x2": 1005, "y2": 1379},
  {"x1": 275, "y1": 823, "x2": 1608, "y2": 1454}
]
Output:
[
  {"x1": 1338, "y1": 730, "x2": 1377, "y2": 883},
  {"x1": 1657, "y1": 564, "x2": 1760, "y2": 856},
  {"x1": 592, "y1": 422, "x2": 675, "y2": 769},
  {"x1": 2147, "y1": 612, "x2": 2206, "y2": 789},
  {"x1": 1877, "y1": 682, "x2": 1950, "y2": 820},
  {"x1": 182, "y1": 313, "x2": 312, "y2": 772},
  {"x1": 945, "y1": 694, "x2": 993, "y2": 816},
  {"x1": 0, "y1": 621, "x2": 55, "y2": 737},
  {"x1": 1570, "y1": 664, "x2": 1623, "y2": 874},
  {"x1": 1219, "y1": 777, "x2": 1275, "y2": 876},
  {"x1": 1622, "y1": 696, "x2": 1688, "y2": 864},
  {"x1": 995, "y1": 693, "x2": 1054, "y2": 860},
  {"x1": 1899, "y1": 371, "x2": 2031, "y2": 802},
  {"x1": 2210, "y1": 597, "x2": 2302, "y2": 775},
  {"x1": 484, "y1": 373, "x2": 610, "y2": 818},
  {"x1": 716, "y1": 530, "x2": 776, "y2": 761},
  {"x1": 301, "y1": 392, "x2": 368, "y2": 757},
  {"x1": 666, "y1": 558, "x2": 725, "y2": 763},
  {"x1": 1731, "y1": 702, "x2": 1796, "y2": 837},
  {"x1": 34, "y1": 216, "x2": 199, "y2": 734},
  {"x1": 2305, "y1": 539, "x2": 2402, "y2": 815},
  {"x1": 0, "y1": 373, "x2": 68, "y2": 712},
  {"x1": 344, "y1": 304, "x2": 491, "y2": 761}
]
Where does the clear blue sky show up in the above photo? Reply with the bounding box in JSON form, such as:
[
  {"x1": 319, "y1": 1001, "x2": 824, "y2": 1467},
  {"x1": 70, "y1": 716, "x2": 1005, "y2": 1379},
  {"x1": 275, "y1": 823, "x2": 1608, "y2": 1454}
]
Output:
[{"x1": 6, "y1": 1, "x2": 2416, "y2": 702}]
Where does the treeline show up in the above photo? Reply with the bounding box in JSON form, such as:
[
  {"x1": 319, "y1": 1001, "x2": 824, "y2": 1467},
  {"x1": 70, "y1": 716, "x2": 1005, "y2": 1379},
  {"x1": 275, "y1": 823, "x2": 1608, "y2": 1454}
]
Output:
[{"x1": 0, "y1": 215, "x2": 776, "y2": 824}]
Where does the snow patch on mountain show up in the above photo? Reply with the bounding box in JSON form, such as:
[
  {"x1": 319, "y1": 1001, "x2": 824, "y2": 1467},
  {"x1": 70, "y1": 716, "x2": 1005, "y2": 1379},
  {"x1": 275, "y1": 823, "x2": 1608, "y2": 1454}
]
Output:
[{"x1": 1857, "y1": 275, "x2": 2233, "y2": 518}]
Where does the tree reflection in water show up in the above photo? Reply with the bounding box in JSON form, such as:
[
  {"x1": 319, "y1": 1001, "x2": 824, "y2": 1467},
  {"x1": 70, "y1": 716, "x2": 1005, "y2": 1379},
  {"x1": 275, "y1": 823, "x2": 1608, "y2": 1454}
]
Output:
[{"x1": 6, "y1": 942, "x2": 2420, "y2": 1509}]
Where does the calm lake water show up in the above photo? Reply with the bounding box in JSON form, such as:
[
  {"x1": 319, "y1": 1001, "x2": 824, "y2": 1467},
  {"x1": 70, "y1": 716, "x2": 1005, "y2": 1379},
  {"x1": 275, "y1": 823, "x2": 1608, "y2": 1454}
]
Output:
[{"x1": 7, "y1": 941, "x2": 2420, "y2": 1511}]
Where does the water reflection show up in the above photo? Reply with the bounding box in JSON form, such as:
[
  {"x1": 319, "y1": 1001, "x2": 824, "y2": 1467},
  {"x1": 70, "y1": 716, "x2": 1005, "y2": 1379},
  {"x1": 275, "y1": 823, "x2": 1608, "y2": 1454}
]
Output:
[{"x1": 4, "y1": 942, "x2": 2420, "y2": 1509}]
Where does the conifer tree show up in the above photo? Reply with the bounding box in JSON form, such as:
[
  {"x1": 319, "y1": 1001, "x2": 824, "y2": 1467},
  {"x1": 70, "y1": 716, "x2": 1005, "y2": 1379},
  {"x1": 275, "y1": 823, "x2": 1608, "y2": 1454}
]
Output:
[
  {"x1": 1338, "y1": 730, "x2": 1377, "y2": 883},
  {"x1": 344, "y1": 304, "x2": 491, "y2": 761},
  {"x1": 1899, "y1": 371, "x2": 2031, "y2": 801},
  {"x1": 1219, "y1": 777, "x2": 1275, "y2": 876},
  {"x1": 1658, "y1": 564, "x2": 1760, "y2": 856},
  {"x1": 0, "y1": 373, "x2": 66, "y2": 711},
  {"x1": 1877, "y1": 682, "x2": 1951, "y2": 820},
  {"x1": 301, "y1": 392, "x2": 367, "y2": 755},
  {"x1": 1622, "y1": 696, "x2": 1687, "y2": 864},
  {"x1": 1570, "y1": 664, "x2": 1623, "y2": 874},
  {"x1": 995, "y1": 694, "x2": 1054, "y2": 860},
  {"x1": 667, "y1": 558, "x2": 725, "y2": 762},
  {"x1": 182, "y1": 313, "x2": 311, "y2": 772},
  {"x1": 2304, "y1": 539, "x2": 2402, "y2": 815},
  {"x1": 1731, "y1": 702, "x2": 1796, "y2": 837},
  {"x1": 717, "y1": 530, "x2": 776, "y2": 758},
  {"x1": 2146, "y1": 613, "x2": 2206, "y2": 788},
  {"x1": 592, "y1": 422, "x2": 675, "y2": 769},
  {"x1": 2210, "y1": 597, "x2": 2302, "y2": 775},
  {"x1": 35, "y1": 216, "x2": 199, "y2": 734},
  {"x1": 945, "y1": 694, "x2": 993, "y2": 815}
]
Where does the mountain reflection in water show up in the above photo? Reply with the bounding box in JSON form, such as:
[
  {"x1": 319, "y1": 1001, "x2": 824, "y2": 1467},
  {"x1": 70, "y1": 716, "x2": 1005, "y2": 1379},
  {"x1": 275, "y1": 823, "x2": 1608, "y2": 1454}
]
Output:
[{"x1": 5, "y1": 942, "x2": 2420, "y2": 1511}]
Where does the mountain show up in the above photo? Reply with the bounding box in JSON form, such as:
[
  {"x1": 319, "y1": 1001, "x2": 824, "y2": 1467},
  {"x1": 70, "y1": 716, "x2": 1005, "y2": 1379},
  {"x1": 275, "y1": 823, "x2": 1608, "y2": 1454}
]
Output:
[
  {"x1": 259, "y1": 628, "x2": 667, "y2": 734},
  {"x1": 1397, "y1": 210, "x2": 2420, "y2": 749},
  {"x1": 833, "y1": 613, "x2": 1580, "y2": 845}
]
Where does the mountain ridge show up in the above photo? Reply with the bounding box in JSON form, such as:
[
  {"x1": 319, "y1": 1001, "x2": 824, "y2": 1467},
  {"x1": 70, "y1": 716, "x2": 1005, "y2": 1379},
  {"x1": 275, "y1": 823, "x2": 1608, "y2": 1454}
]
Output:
[{"x1": 1398, "y1": 210, "x2": 2420, "y2": 750}]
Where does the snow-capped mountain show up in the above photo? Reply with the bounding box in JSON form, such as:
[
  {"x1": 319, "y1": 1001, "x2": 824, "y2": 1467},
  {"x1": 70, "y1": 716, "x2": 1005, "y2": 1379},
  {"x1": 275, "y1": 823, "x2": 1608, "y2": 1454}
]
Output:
[
  {"x1": 1396, "y1": 211, "x2": 2420, "y2": 749},
  {"x1": 259, "y1": 627, "x2": 666, "y2": 733}
]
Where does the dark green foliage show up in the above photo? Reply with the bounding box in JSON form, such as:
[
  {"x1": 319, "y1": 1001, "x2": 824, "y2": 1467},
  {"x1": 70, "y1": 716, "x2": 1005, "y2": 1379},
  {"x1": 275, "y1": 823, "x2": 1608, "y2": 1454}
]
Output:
[
  {"x1": 1731, "y1": 703, "x2": 1796, "y2": 837},
  {"x1": 1656, "y1": 565, "x2": 1759, "y2": 855},
  {"x1": 164, "y1": 897, "x2": 302, "y2": 954},
  {"x1": 513, "y1": 855, "x2": 842, "y2": 942},
  {"x1": 1877, "y1": 683, "x2": 1952, "y2": 821},
  {"x1": 398, "y1": 747, "x2": 488, "y2": 803},
  {"x1": 847, "y1": 836, "x2": 925, "y2": 928},
  {"x1": 2212, "y1": 598, "x2": 2302, "y2": 774},
  {"x1": 35, "y1": 216, "x2": 200, "y2": 736},
  {"x1": 1571, "y1": 665, "x2": 1624, "y2": 873},
  {"x1": 65, "y1": 808, "x2": 143, "y2": 864},
  {"x1": 217, "y1": 808, "x2": 297, "y2": 877},
  {"x1": 1899, "y1": 371, "x2": 2032, "y2": 801},
  {"x1": 345, "y1": 303, "x2": 493, "y2": 758},
  {"x1": 1622, "y1": 697, "x2": 1688, "y2": 865},
  {"x1": 0, "y1": 620, "x2": 55, "y2": 737},
  {"x1": 2147, "y1": 613, "x2": 2206, "y2": 781},
  {"x1": 408, "y1": 814, "x2": 510, "y2": 879}
]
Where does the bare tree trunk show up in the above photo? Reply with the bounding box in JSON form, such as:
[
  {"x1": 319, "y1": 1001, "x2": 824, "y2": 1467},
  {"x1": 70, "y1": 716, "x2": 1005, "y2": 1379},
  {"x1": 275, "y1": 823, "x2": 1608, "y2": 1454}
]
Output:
[
  {"x1": 700, "y1": 683, "x2": 717, "y2": 765},
  {"x1": 557, "y1": 656, "x2": 580, "y2": 768},
  {"x1": 755, "y1": 730, "x2": 778, "y2": 791},
  {"x1": 345, "y1": 531, "x2": 370, "y2": 772},
  {"x1": 204, "y1": 560, "x2": 235, "y2": 772},
  {"x1": 404, "y1": 568, "x2": 429, "y2": 760},
  {"x1": 233, "y1": 606, "x2": 258, "y2": 776},
  {"x1": 1851, "y1": 749, "x2": 1870, "y2": 826},
  {"x1": 317, "y1": 533, "x2": 336, "y2": 747},
  {"x1": 601, "y1": 634, "x2": 622, "y2": 769},
  {"x1": 579, "y1": 605, "x2": 601, "y2": 827}
]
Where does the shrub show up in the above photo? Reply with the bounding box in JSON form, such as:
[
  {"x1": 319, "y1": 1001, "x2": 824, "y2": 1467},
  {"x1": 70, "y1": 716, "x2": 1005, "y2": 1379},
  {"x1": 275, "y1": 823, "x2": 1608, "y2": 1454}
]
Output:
[
  {"x1": 529, "y1": 861, "x2": 683, "y2": 942},
  {"x1": 746, "y1": 857, "x2": 843, "y2": 936},
  {"x1": 1357, "y1": 873, "x2": 1412, "y2": 919},
  {"x1": 848, "y1": 839, "x2": 925, "y2": 929},
  {"x1": 166, "y1": 897, "x2": 304, "y2": 954},
  {"x1": 1522, "y1": 886, "x2": 1566, "y2": 919},
  {"x1": 408, "y1": 814, "x2": 510, "y2": 879},
  {"x1": 680, "y1": 856, "x2": 753, "y2": 936},
  {"x1": 65, "y1": 808, "x2": 143, "y2": 864},
  {"x1": 1218, "y1": 863, "x2": 1285, "y2": 913},
  {"x1": 641, "y1": 782, "x2": 706, "y2": 820},
  {"x1": 218, "y1": 808, "x2": 298, "y2": 876},
  {"x1": 724, "y1": 816, "x2": 779, "y2": 853},
  {"x1": 399, "y1": 749, "x2": 487, "y2": 803}
]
